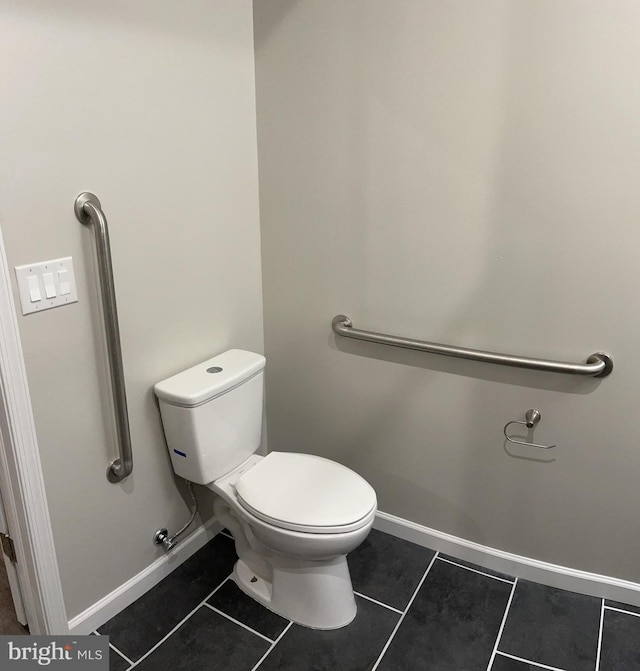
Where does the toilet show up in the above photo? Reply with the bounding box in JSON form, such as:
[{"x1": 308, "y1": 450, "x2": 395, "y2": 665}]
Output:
[{"x1": 154, "y1": 349, "x2": 377, "y2": 629}]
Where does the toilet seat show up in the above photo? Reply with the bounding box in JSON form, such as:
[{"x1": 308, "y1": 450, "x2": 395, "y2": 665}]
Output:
[{"x1": 234, "y1": 452, "x2": 377, "y2": 534}]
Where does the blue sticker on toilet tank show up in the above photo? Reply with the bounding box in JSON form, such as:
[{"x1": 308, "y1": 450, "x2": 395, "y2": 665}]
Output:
[{"x1": 173, "y1": 449, "x2": 187, "y2": 458}]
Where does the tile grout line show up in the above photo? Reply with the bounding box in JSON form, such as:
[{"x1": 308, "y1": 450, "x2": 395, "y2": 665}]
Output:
[
  {"x1": 603, "y1": 605, "x2": 640, "y2": 619},
  {"x1": 202, "y1": 602, "x2": 275, "y2": 644},
  {"x1": 495, "y1": 651, "x2": 567, "y2": 671},
  {"x1": 127, "y1": 574, "x2": 233, "y2": 669},
  {"x1": 93, "y1": 629, "x2": 135, "y2": 666},
  {"x1": 353, "y1": 591, "x2": 403, "y2": 615},
  {"x1": 595, "y1": 598, "x2": 605, "y2": 671},
  {"x1": 370, "y1": 551, "x2": 440, "y2": 671},
  {"x1": 484, "y1": 577, "x2": 518, "y2": 671},
  {"x1": 436, "y1": 556, "x2": 515, "y2": 585},
  {"x1": 109, "y1": 643, "x2": 135, "y2": 667},
  {"x1": 250, "y1": 621, "x2": 293, "y2": 671}
]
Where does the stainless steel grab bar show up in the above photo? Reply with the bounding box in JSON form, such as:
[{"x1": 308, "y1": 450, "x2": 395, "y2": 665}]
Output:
[
  {"x1": 75, "y1": 193, "x2": 133, "y2": 482},
  {"x1": 332, "y1": 315, "x2": 613, "y2": 378}
]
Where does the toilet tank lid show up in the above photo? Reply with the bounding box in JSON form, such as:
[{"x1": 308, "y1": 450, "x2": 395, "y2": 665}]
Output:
[{"x1": 154, "y1": 349, "x2": 265, "y2": 407}]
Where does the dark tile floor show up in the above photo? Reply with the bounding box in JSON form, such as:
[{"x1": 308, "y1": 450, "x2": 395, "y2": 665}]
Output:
[{"x1": 97, "y1": 530, "x2": 640, "y2": 671}]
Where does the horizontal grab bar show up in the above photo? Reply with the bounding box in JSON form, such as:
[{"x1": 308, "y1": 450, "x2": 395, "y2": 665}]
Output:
[{"x1": 331, "y1": 315, "x2": 613, "y2": 378}]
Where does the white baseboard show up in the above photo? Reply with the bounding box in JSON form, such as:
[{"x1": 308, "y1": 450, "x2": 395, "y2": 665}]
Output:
[
  {"x1": 68, "y1": 518, "x2": 223, "y2": 634},
  {"x1": 375, "y1": 511, "x2": 640, "y2": 608},
  {"x1": 67, "y1": 510, "x2": 640, "y2": 635}
]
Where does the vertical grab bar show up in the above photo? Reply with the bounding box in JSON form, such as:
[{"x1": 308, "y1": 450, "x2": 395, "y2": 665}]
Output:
[{"x1": 75, "y1": 192, "x2": 133, "y2": 483}]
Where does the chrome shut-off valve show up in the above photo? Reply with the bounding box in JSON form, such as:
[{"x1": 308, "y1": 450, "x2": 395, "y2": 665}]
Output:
[{"x1": 153, "y1": 528, "x2": 176, "y2": 551}]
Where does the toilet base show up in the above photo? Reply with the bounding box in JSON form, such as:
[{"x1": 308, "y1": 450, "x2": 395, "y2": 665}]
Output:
[{"x1": 233, "y1": 555, "x2": 357, "y2": 630}]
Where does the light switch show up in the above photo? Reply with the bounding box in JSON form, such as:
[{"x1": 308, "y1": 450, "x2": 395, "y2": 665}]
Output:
[
  {"x1": 15, "y1": 257, "x2": 78, "y2": 315},
  {"x1": 27, "y1": 275, "x2": 41, "y2": 303},
  {"x1": 57, "y1": 269, "x2": 70, "y2": 295},
  {"x1": 43, "y1": 272, "x2": 56, "y2": 299}
]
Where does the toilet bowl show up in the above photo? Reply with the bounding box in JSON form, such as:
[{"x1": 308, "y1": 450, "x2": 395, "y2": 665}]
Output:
[
  {"x1": 154, "y1": 349, "x2": 377, "y2": 629},
  {"x1": 210, "y1": 452, "x2": 376, "y2": 629}
]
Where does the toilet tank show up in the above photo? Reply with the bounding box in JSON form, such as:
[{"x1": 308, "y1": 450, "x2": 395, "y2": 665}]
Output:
[{"x1": 154, "y1": 349, "x2": 265, "y2": 484}]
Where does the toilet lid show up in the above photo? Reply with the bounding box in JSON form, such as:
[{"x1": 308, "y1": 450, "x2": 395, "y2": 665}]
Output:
[{"x1": 235, "y1": 452, "x2": 377, "y2": 533}]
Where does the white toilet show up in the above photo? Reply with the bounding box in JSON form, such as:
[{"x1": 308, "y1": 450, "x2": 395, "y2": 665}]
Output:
[{"x1": 154, "y1": 349, "x2": 377, "y2": 629}]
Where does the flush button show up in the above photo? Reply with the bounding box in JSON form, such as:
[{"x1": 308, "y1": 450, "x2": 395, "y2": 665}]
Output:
[{"x1": 207, "y1": 366, "x2": 223, "y2": 374}]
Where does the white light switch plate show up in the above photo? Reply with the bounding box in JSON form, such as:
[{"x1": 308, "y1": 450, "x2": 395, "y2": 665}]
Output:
[{"x1": 15, "y1": 257, "x2": 78, "y2": 315}]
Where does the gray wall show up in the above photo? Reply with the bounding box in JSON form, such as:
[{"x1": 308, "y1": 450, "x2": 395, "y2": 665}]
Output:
[
  {"x1": 254, "y1": 1, "x2": 640, "y2": 581},
  {"x1": 1, "y1": 1, "x2": 263, "y2": 619}
]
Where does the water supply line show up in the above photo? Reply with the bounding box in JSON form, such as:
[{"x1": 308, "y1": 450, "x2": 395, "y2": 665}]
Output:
[{"x1": 154, "y1": 480, "x2": 198, "y2": 551}]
